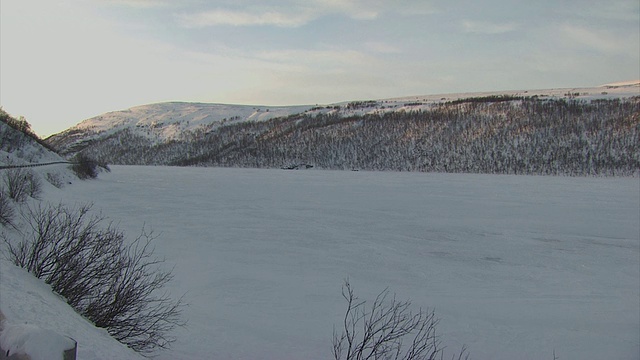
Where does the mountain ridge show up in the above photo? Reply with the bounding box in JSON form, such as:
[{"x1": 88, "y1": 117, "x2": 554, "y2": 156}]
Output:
[
  {"x1": 45, "y1": 82, "x2": 640, "y2": 176},
  {"x1": 49, "y1": 81, "x2": 639, "y2": 140}
]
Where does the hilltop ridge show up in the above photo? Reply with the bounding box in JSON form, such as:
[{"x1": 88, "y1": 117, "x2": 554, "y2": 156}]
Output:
[
  {"x1": 50, "y1": 81, "x2": 639, "y2": 142},
  {"x1": 45, "y1": 82, "x2": 639, "y2": 176}
]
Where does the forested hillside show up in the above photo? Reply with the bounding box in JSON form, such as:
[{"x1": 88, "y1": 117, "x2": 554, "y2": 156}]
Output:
[{"x1": 50, "y1": 97, "x2": 639, "y2": 176}]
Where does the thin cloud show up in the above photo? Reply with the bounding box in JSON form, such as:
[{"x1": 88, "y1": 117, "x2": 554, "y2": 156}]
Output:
[
  {"x1": 255, "y1": 48, "x2": 373, "y2": 69},
  {"x1": 462, "y1": 20, "x2": 517, "y2": 34},
  {"x1": 178, "y1": 9, "x2": 313, "y2": 28},
  {"x1": 555, "y1": 0, "x2": 639, "y2": 23},
  {"x1": 177, "y1": 0, "x2": 388, "y2": 28},
  {"x1": 560, "y1": 24, "x2": 632, "y2": 54},
  {"x1": 311, "y1": 0, "x2": 379, "y2": 20},
  {"x1": 392, "y1": 0, "x2": 439, "y2": 16},
  {"x1": 101, "y1": 0, "x2": 170, "y2": 8},
  {"x1": 364, "y1": 41, "x2": 402, "y2": 54}
]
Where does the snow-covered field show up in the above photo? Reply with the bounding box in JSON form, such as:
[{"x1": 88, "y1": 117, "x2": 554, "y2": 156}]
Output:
[{"x1": 39, "y1": 166, "x2": 640, "y2": 359}]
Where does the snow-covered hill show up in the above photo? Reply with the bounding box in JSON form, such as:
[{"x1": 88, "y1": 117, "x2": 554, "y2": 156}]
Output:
[
  {"x1": 47, "y1": 81, "x2": 639, "y2": 155},
  {"x1": 329, "y1": 80, "x2": 640, "y2": 116},
  {"x1": 0, "y1": 117, "x2": 77, "y2": 188},
  {"x1": 69, "y1": 102, "x2": 315, "y2": 140},
  {"x1": 1, "y1": 120, "x2": 65, "y2": 166}
]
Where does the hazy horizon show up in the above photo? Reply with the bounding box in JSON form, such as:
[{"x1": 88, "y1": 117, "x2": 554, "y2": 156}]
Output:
[{"x1": 1, "y1": 0, "x2": 638, "y2": 137}]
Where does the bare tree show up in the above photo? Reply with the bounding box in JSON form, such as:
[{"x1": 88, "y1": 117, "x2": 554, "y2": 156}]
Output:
[
  {"x1": 83, "y1": 228, "x2": 185, "y2": 354},
  {"x1": 333, "y1": 280, "x2": 468, "y2": 360},
  {"x1": 2, "y1": 168, "x2": 41, "y2": 202},
  {"x1": 70, "y1": 153, "x2": 110, "y2": 180},
  {"x1": 2, "y1": 202, "x2": 185, "y2": 355},
  {"x1": 71, "y1": 153, "x2": 99, "y2": 179},
  {"x1": 26, "y1": 171, "x2": 42, "y2": 199},
  {"x1": 46, "y1": 172, "x2": 65, "y2": 188},
  {"x1": 0, "y1": 189, "x2": 14, "y2": 227}
]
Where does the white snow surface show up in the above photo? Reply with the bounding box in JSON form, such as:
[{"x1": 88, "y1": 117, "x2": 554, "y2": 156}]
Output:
[
  {"x1": 0, "y1": 259, "x2": 144, "y2": 359},
  {"x1": 0, "y1": 121, "x2": 78, "y2": 188},
  {"x1": 72, "y1": 102, "x2": 315, "y2": 140},
  {"x1": 0, "y1": 125, "x2": 65, "y2": 166},
  {"x1": 0, "y1": 320, "x2": 76, "y2": 360},
  {"x1": 33, "y1": 166, "x2": 639, "y2": 360},
  {"x1": 61, "y1": 82, "x2": 640, "y2": 143},
  {"x1": 0, "y1": 123, "x2": 141, "y2": 359}
]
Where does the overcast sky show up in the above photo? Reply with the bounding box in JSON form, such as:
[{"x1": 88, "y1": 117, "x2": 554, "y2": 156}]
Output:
[{"x1": 1, "y1": 0, "x2": 638, "y2": 137}]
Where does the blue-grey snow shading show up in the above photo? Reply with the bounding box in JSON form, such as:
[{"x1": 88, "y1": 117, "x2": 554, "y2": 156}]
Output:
[
  {"x1": 0, "y1": 259, "x2": 144, "y2": 359},
  {"x1": 47, "y1": 166, "x2": 639, "y2": 360}
]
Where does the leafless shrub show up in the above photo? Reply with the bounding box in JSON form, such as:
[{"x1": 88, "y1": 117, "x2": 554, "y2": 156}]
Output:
[
  {"x1": 70, "y1": 153, "x2": 109, "y2": 180},
  {"x1": 2, "y1": 202, "x2": 185, "y2": 355},
  {"x1": 3, "y1": 168, "x2": 29, "y2": 202},
  {"x1": 26, "y1": 171, "x2": 42, "y2": 199},
  {"x1": 84, "y1": 228, "x2": 185, "y2": 354},
  {"x1": 333, "y1": 280, "x2": 468, "y2": 360},
  {"x1": 46, "y1": 172, "x2": 65, "y2": 188},
  {"x1": 0, "y1": 189, "x2": 14, "y2": 227},
  {"x1": 2, "y1": 168, "x2": 41, "y2": 202},
  {"x1": 71, "y1": 153, "x2": 99, "y2": 179}
]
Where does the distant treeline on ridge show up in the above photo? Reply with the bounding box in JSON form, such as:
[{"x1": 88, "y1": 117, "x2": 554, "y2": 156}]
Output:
[{"x1": 49, "y1": 97, "x2": 639, "y2": 176}]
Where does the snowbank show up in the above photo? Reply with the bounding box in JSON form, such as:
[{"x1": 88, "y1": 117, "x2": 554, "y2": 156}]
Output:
[
  {"x1": 0, "y1": 316, "x2": 76, "y2": 360},
  {"x1": 0, "y1": 259, "x2": 143, "y2": 360}
]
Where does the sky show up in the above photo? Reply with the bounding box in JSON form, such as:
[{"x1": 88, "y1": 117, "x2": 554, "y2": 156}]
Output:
[{"x1": 1, "y1": 0, "x2": 639, "y2": 137}]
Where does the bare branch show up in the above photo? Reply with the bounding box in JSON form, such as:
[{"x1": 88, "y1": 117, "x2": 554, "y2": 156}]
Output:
[
  {"x1": 2, "y1": 202, "x2": 185, "y2": 355},
  {"x1": 333, "y1": 279, "x2": 467, "y2": 360}
]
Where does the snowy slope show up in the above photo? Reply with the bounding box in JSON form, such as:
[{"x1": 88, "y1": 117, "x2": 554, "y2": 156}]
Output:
[
  {"x1": 47, "y1": 166, "x2": 640, "y2": 360},
  {"x1": 321, "y1": 80, "x2": 640, "y2": 117},
  {"x1": 47, "y1": 81, "x2": 640, "y2": 152},
  {"x1": 0, "y1": 259, "x2": 144, "y2": 359},
  {"x1": 0, "y1": 121, "x2": 66, "y2": 165},
  {"x1": 71, "y1": 102, "x2": 315, "y2": 139},
  {"x1": 0, "y1": 121, "x2": 77, "y2": 189},
  {"x1": 0, "y1": 122, "x2": 138, "y2": 358}
]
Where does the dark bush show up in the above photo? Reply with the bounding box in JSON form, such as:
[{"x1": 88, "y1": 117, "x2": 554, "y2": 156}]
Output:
[
  {"x1": 71, "y1": 153, "x2": 100, "y2": 179},
  {"x1": 0, "y1": 189, "x2": 14, "y2": 227},
  {"x1": 26, "y1": 171, "x2": 42, "y2": 200},
  {"x1": 333, "y1": 280, "x2": 468, "y2": 360},
  {"x1": 46, "y1": 172, "x2": 65, "y2": 188},
  {"x1": 2, "y1": 203, "x2": 185, "y2": 355},
  {"x1": 2, "y1": 168, "x2": 41, "y2": 202}
]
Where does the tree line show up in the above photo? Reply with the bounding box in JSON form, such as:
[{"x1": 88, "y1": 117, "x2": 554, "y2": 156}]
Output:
[{"x1": 55, "y1": 97, "x2": 640, "y2": 176}]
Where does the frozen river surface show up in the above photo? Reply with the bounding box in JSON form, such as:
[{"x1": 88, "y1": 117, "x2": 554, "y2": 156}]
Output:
[{"x1": 52, "y1": 166, "x2": 639, "y2": 360}]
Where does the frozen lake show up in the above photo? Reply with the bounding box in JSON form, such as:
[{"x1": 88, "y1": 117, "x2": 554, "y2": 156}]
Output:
[{"x1": 51, "y1": 166, "x2": 639, "y2": 359}]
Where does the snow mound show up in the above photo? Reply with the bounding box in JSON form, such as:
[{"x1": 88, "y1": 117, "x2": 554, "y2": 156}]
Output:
[
  {"x1": 0, "y1": 319, "x2": 76, "y2": 360},
  {"x1": 0, "y1": 259, "x2": 143, "y2": 360}
]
